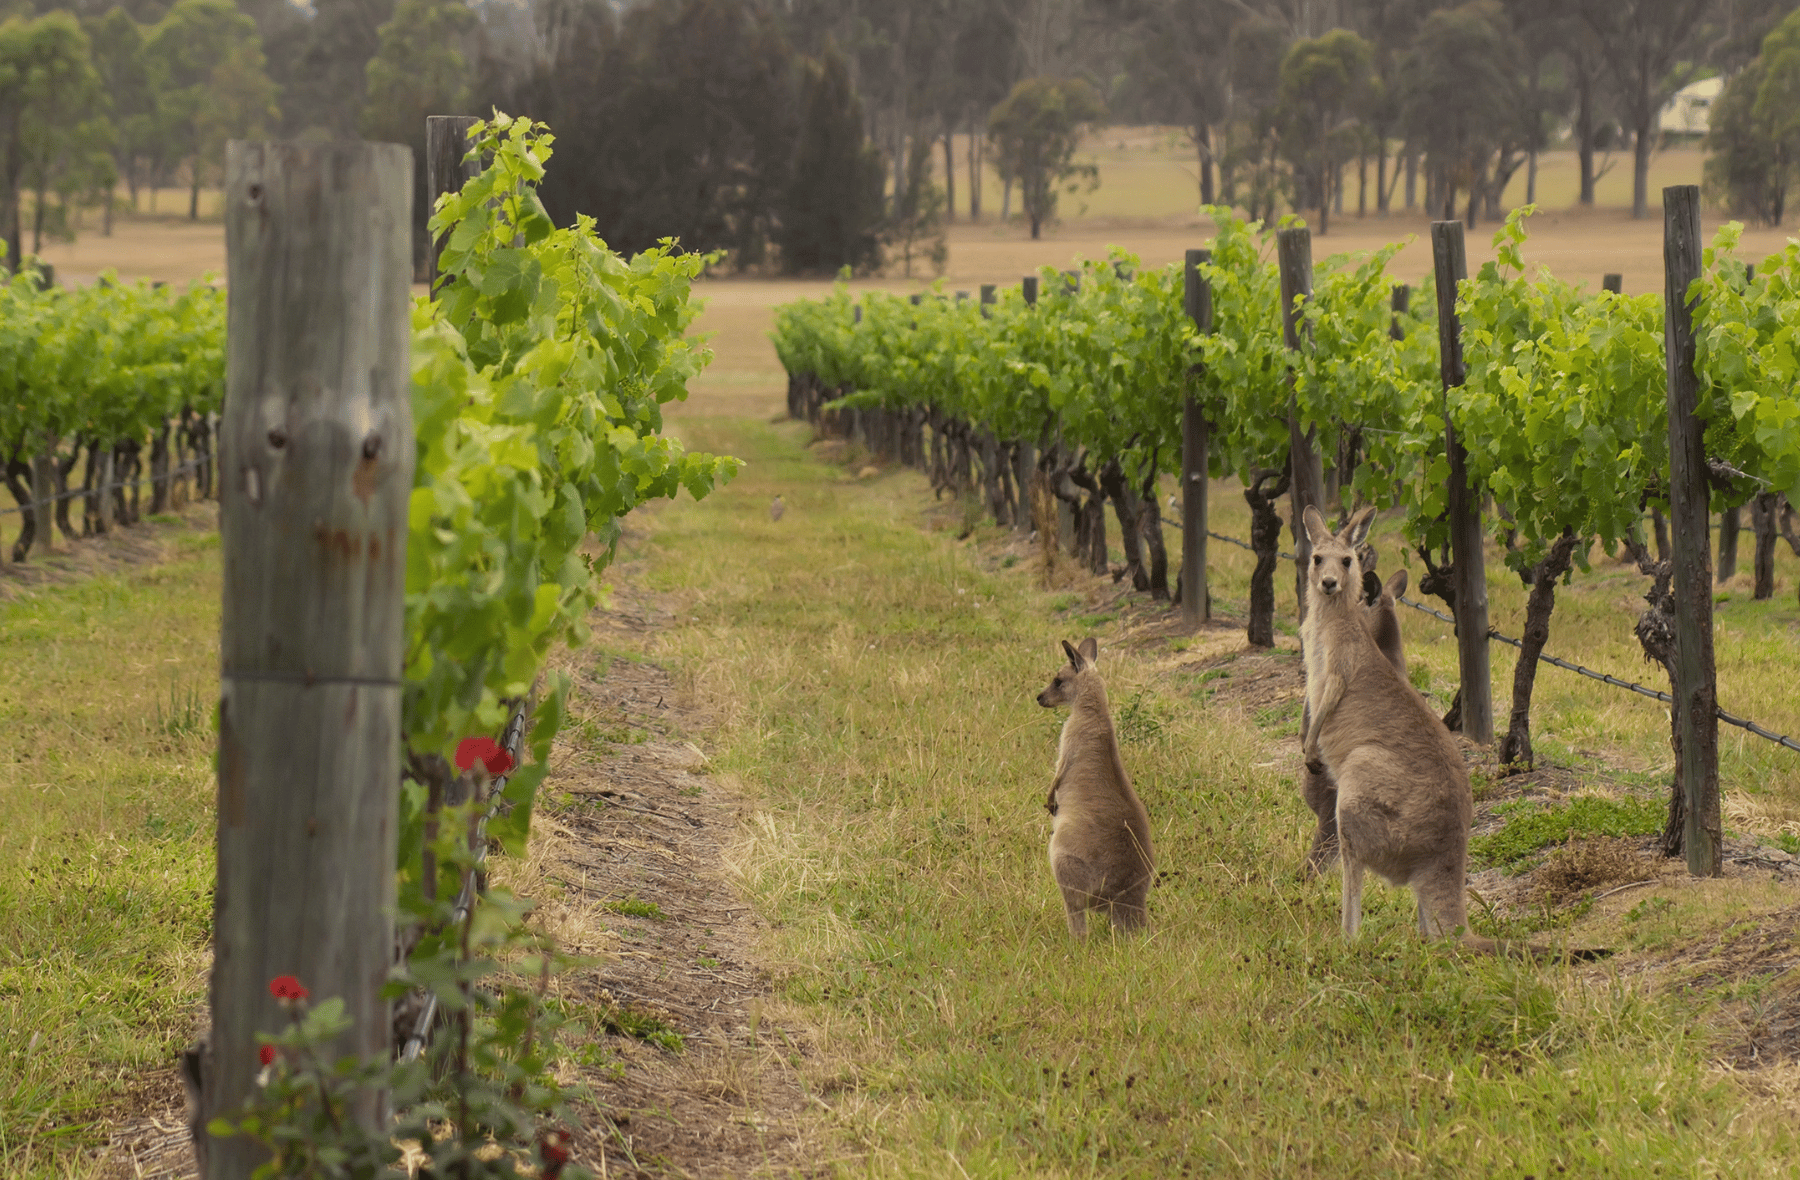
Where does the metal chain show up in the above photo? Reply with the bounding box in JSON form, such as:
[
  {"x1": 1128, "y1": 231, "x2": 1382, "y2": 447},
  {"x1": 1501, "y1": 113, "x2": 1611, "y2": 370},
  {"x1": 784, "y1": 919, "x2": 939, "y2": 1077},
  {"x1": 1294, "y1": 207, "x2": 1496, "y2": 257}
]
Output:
[
  {"x1": 400, "y1": 700, "x2": 532, "y2": 1063},
  {"x1": 1205, "y1": 526, "x2": 1800, "y2": 756}
]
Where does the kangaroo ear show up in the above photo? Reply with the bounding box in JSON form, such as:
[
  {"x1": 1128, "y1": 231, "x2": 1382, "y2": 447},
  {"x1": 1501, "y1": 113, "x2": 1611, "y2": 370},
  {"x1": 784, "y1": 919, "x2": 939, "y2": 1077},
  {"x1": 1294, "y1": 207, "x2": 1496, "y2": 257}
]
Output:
[
  {"x1": 1385, "y1": 568, "x2": 1408, "y2": 600},
  {"x1": 1344, "y1": 505, "x2": 1377, "y2": 548},
  {"x1": 1062, "y1": 639, "x2": 1081, "y2": 668},
  {"x1": 1302, "y1": 505, "x2": 1332, "y2": 546},
  {"x1": 1361, "y1": 569, "x2": 1383, "y2": 605},
  {"x1": 1078, "y1": 637, "x2": 1098, "y2": 665}
]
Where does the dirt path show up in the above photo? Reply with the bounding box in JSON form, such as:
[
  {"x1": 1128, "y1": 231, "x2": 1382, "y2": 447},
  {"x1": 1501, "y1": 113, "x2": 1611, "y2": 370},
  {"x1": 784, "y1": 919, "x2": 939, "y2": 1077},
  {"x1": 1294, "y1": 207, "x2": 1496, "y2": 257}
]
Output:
[{"x1": 518, "y1": 569, "x2": 813, "y2": 1177}]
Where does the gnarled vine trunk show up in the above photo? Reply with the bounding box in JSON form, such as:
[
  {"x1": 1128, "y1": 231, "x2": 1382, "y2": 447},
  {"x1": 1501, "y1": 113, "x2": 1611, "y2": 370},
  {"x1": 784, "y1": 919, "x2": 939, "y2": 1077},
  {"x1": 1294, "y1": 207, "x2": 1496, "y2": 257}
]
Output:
[
  {"x1": 1245, "y1": 467, "x2": 1290, "y2": 648},
  {"x1": 1499, "y1": 530, "x2": 1582, "y2": 773}
]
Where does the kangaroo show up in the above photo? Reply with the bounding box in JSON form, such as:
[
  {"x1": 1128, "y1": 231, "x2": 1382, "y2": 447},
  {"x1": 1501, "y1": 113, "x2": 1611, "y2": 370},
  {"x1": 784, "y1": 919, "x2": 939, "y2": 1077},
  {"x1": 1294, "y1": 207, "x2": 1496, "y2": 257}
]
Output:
[
  {"x1": 1299, "y1": 505, "x2": 1474, "y2": 942},
  {"x1": 1036, "y1": 638, "x2": 1154, "y2": 938},
  {"x1": 1302, "y1": 563, "x2": 1411, "y2": 874}
]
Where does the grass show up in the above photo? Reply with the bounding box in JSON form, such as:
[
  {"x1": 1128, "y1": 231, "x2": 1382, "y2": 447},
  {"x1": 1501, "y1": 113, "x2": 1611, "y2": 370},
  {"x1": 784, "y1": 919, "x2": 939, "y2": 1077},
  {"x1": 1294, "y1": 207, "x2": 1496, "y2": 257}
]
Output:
[
  {"x1": 0, "y1": 531, "x2": 220, "y2": 1174},
  {"x1": 1469, "y1": 797, "x2": 1668, "y2": 871},
  {"x1": 632, "y1": 414, "x2": 1799, "y2": 1176}
]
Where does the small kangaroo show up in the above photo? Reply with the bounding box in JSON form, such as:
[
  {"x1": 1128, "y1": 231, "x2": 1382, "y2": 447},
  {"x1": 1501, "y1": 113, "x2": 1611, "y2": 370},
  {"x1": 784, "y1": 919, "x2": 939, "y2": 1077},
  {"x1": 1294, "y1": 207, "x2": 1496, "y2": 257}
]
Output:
[
  {"x1": 1299, "y1": 505, "x2": 1474, "y2": 942},
  {"x1": 1036, "y1": 638, "x2": 1154, "y2": 938},
  {"x1": 1302, "y1": 561, "x2": 1411, "y2": 875}
]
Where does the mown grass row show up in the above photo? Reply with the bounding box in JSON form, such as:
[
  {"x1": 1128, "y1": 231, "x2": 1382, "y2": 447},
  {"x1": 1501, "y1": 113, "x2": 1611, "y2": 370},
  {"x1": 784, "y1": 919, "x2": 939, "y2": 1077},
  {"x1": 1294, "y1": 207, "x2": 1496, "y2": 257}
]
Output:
[
  {"x1": 0, "y1": 524, "x2": 219, "y2": 1174},
  {"x1": 641, "y1": 416, "x2": 1798, "y2": 1176}
]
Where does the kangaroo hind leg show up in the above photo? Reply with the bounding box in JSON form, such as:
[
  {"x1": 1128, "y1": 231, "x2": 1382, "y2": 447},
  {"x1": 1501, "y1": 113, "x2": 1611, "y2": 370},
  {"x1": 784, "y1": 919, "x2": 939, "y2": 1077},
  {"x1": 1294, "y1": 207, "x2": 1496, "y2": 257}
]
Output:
[
  {"x1": 1341, "y1": 854, "x2": 1366, "y2": 940},
  {"x1": 1053, "y1": 852, "x2": 1099, "y2": 939}
]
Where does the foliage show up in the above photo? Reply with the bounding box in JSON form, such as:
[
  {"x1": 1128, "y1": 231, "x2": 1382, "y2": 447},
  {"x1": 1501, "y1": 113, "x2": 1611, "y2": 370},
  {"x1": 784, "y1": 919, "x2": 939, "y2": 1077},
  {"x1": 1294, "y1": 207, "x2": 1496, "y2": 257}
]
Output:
[
  {"x1": 986, "y1": 76, "x2": 1106, "y2": 240},
  {"x1": 0, "y1": 265, "x2": 224, "y2": 458},
  {"x1": 1468, "y1": 794, "x2": 1665, "y2": 870},
  {"x1": 1455, "y1": 206, "x2": 1669, "y2": 570},
  {"x1": 885, "y1": 132, "x2": 947, "y2": 278},
  {"x1": 1276, "y1": 28, "x2": 1374, "y2": 228},
  {"x1": 776, "y1": 44, "x2": 885, "y2": 275},
  {"x1": 143, "y1": 0, "x2": 278, "y2": 219},
  {"x1": 1704, "y1": 7, "x2": 1800, "y2": 226},
  {"x1": 406, "y1": 112, "x2": 740, "y2": 858}
]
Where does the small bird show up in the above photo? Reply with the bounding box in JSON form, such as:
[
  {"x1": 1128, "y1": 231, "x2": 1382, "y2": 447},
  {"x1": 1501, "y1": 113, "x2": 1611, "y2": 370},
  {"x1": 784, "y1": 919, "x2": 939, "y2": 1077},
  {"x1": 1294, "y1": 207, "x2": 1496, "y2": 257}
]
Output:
[{"x1": 770, "y1": 495, "x2": 785, "y2": 522}]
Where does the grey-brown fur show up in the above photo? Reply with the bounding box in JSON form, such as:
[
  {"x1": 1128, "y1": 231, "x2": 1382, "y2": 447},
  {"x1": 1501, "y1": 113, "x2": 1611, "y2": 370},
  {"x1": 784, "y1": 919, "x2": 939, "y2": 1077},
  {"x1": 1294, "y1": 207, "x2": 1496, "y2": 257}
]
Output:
[
  {"x1": 1300, "y1": 506, "x2": 1474, "y2": 941},
  {"x1": 1036, "y1": 638, "x2": 1154, "y2": 937},
  {"x1": 1302, "y1": 555, "x2": 1411, "y2": 875}
]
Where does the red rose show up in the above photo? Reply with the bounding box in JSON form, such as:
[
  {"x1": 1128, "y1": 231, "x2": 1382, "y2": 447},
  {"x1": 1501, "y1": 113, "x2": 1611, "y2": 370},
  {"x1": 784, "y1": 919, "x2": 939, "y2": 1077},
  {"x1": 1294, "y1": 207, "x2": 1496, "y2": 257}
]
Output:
[
  {"x1": 455, "y1": 737, "x2": 513, "y2": 776},
  {"x1": 259, "y1": 1044, "x2": 276, "y2": 1067},
  {"x1": 269, "y1": 975, "x2": 309, "y2": 1001},
  {"x1": 538, "y1": 1130, "x2": 571, "y2": 1179}
]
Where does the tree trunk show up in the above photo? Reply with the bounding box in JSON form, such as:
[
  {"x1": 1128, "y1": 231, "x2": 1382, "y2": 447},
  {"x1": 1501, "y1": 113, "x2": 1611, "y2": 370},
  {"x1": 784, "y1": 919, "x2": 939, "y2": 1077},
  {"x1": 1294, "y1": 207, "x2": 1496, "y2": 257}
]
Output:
[
  {"x1": 1245, "y1": 468, "x2": 1290, "y2": 648},
  {"x1": 941, "y1": 130, "x2": 955, "y2": 223},
  {"x1": 1405, "y1": 151, "x2": 1417, "y2": 211},
  {"x1": 1576, "y1": 64, "x2": 1598, "y2": 206},
  {"x1": 150, "y1": 420, "x2": 172, "y2": 514},
  {"x1": 1631, "y1": 116, "x2": 1653, "y2": 220},
  {"x1": 1751, "y1": 490, "x2": 1779, "y2": 600},
  {"x1": 1196, "y1": 124, "x2": 1215, "y2": 206},
  {"x1": 1717, "y1": 505, "x2": 1740, "y2": 582},
  {"x1": 1099, "y1": 459, "x2": 1148, "y2": 591},
  {"x1": 1138, "y1": 461, "x2": 1169, "y2": 600},
  {"x1": 967, "y1": 115, "x2": 982, "y2": 220},
  {"x1": 53, "y1": 444, "x2": 78, "y2": 541},
  {"x1": 189, "y1": 164, "x2": 201, "y2": 221},
  {"x1": 7, "y1": 452, "x2": 35, "y2": 561},
  {"x1": 1499, "y1": 532, "x2": 1581, "y2": 771},
  {"x1": 86, "y1": 441, "x2": 110, "y2": 535},
  {"x1": 1067, "y1": 463, "x2": 1108, "y2": 575}
]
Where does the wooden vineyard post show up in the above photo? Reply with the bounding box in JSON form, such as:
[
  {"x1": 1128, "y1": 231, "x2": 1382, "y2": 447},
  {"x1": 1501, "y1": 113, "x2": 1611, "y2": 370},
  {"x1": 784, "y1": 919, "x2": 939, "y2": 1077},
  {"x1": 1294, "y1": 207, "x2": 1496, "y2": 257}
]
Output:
[
  {"x1": 29, "y1": 445, "x2": 55, "y2": 556},
  {"x1": 1603, "y1": 273, "x2": 1623, "y2": 294},
  {"x1": 1663, "y1": 184, "x2": 1721, "y2": 876},
  {"x1": 1022, "y1": 275, "x2": 1039, "y2": 306},
  {"x1": 1277, "y1": 226, "x2": 1322, "y2": 619},
  {"x1": 1181, "y1": 248, "x2": 1212, "y2": 626},
  {"x1": 425, "y1": 116, "x2": 481, "y2": 293},
  {"x1": 202, "y1": 140, "x2": 415, "y2": 1178},
  {"x1": 1432, "y1": 219, "x2": 1493, "y2": 745}
]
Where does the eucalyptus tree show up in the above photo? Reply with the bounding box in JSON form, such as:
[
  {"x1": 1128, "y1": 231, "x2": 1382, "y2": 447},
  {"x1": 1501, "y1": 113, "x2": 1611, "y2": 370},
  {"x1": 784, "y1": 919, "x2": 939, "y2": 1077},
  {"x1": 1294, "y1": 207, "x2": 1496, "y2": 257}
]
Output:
[{"x1": 1576, "y1": 0, "x2": 1710, "y2": 219}]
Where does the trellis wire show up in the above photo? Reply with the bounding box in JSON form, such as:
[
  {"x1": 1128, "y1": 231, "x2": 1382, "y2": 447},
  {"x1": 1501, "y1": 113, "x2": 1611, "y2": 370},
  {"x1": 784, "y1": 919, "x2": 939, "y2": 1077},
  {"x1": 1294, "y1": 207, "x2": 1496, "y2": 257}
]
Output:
[
  {"x1": 0, "y1": 455, "x2": 210, "y2": 516},
  {"x1": 1203, "y1": 527, "x2": 1800, "y2": 756},
  {"x1": 400, "y1": 701, "x2": 532, "y2": 1063}
]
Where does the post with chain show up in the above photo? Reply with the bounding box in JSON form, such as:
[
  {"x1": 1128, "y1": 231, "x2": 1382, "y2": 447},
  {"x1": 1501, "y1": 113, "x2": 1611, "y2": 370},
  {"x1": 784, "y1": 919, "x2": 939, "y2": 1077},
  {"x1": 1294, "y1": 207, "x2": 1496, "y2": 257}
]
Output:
[
  {"x1": 426, "y1": 115, "x2": 481, "y2": 293},
  {"x1": 1431, "y1": 219, "x2": 1493, "y2": 745},
  {"x1": 201, "y1": 140, "x2": 415, "y2": 1177},
  {"x1": 1276, "y1": 226, "x2": 1322, "y2": 620},
  {"x1": 1663, "y1": 184, "x2": 1721, "y2": 876},
  {"x1": 1181, "y1": 248, "x2": 1212, "y2": 626}
]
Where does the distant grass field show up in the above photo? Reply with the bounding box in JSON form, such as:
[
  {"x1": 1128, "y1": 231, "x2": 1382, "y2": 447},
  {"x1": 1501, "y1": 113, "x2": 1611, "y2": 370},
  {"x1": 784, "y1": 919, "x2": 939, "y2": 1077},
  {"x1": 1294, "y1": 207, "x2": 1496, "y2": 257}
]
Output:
[
  {"x1": 0, "y1": 532, "x2": 219, "y2": 1174},
  {"x1": 643, "y1": 413, "x2": 1800, "y2": 1177}
]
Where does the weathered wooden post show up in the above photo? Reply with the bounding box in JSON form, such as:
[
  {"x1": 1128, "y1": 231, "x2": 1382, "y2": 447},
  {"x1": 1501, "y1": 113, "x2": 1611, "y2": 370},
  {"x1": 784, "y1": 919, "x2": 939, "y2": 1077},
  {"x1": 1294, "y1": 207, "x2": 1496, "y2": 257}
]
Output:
[
  {"x1": 979, "y1": 283, "x2": 996, "y2": 315},
  {"x1": 1663, "y1": 184, "x2": 1721, "y2": 876},
  {"x1": 425, "y1": 115, "x2": 481, "y2": 293},
  {"x1": 29, "y1": 446, "x2": 55, "y2": 556},
  {"x1": 1022, "y1": 275, "x2": 1039, "y2": 306},
  {"x1": 1181, "y1": 248, "x2": 1212, "y2": 626},
  {"x1": 1389, "y1": 284, "x2": 1409, "y2": 341},
  {"x1": 201, "y1": 140, "x2": 414, "y2": 1177},
  {"x1": 1277, "y1": 226, "x2": 1323, "y2": 619},
  {"x1": 1602, "y1": 273, "x2": 1623, "y2": 294},
  {"x1": 1432, "y1": 219, "x2": 1493, "y2": 745}
]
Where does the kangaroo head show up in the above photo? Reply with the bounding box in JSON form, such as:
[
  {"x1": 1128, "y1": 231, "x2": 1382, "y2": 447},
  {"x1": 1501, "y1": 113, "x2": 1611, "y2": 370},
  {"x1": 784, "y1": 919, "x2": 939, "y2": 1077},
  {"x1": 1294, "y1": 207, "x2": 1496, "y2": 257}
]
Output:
[
  {"x1": 1037, "y1": 637, "x2": 1099, "y2": 708},
  {"x1": 1302, "y1": 505, "x2": 1376, "y2": 607}
]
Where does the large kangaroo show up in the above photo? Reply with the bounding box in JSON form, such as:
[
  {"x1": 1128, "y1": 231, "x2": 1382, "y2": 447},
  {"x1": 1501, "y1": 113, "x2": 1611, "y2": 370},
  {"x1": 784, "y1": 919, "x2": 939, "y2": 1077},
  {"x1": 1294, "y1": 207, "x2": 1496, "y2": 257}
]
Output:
[
  {"x1": 1302, "y1": 561, "x2": 1411, "y2": 874},
  {"x1": 1036, "y1": 638, "x2": 1155, "y2": 938},
  {"x1": 1299, "y1": 506, "x2": 1474, "y2": 941}
]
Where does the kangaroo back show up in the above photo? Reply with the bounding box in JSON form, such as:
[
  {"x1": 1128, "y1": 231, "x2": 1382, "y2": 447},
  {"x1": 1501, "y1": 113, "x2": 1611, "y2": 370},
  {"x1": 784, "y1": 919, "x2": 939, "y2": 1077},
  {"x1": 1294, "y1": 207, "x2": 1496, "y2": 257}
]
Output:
[{"x1": 1036, "y1": 638, "x2": 1154, "y2": 938}]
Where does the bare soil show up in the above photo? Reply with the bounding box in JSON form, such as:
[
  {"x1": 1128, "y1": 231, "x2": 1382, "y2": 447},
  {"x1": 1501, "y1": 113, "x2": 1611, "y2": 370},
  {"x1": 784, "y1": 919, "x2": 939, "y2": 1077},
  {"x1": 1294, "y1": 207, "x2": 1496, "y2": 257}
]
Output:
[{"x1": 521, "y1": 569, "x2": 813, "y2": 1177}]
